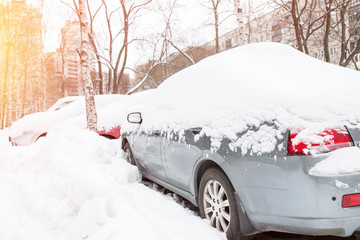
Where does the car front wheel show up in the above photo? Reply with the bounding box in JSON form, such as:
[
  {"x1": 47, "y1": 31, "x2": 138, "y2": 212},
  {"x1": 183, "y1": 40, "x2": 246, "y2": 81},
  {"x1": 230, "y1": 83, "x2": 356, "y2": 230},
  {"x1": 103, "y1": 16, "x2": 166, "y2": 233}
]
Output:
[
  {"x1": 199, "y1": 168, "x2": 253, "y2": 240},
  {"x1": 123, "y1": 142, "x2": 135, "y2": 166}
]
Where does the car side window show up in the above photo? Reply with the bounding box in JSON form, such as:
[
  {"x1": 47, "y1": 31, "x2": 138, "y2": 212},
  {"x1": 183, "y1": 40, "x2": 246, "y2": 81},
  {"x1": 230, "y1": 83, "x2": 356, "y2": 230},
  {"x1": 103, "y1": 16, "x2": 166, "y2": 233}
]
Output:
[{"x1": 53, "y1": 101, "x2": 73, "y2": 111}]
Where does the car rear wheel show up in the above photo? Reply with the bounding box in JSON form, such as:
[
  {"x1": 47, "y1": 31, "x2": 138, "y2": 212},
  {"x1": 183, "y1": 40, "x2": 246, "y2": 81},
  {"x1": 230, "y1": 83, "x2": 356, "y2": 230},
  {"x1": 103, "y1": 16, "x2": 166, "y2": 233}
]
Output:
[
  {"x1": 199, "y1": 168, "x2": 253, "y2": 240},
  {"x1": 123, "y1": 142, "x2": 135, "y2": 165},
  {"x1": 35, "y1": 133, "x2": 47, "y2": 142}
]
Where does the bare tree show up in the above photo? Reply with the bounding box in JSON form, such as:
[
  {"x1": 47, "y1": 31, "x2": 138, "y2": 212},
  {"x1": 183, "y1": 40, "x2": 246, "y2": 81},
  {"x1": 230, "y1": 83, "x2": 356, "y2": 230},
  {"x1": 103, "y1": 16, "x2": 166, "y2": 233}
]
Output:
[
  {"x1": 0, "y1": 1, "x2": 43, "y2": 127},
  {"x1": 318, "y1": 0, "x2": 360, "y2": 67},
  {"x1": 200, "y1": 0, "x2": 236, "y2": 53},
  {"x1": 101, "y1": 0, "x2": 151, "y2": 94},
  {"x1": 156, "y1": 0, "x2": 195, "y2": 81},
  {"x1": 85, "y1": 0, "x2": 104, "y2": 94},
  {"x1": 0, "y1": 2, "x2": 10, "y2": 129},
  {"x1": 274, "y1": 0, "x2": 326, "y2": 54},
  {"x1": 126, "y1": 0, "x2": 199, "y2": 94},
  {"x1": 336, "y1": 0, "x2": 360, "y2": 67}
]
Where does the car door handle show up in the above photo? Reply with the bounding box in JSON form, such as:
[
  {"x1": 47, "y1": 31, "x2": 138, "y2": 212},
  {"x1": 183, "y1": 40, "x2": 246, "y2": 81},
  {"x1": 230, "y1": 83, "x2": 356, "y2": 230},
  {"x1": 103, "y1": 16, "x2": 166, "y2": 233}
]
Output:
[
  {"x1": 153, "y1": 130, "x2": 161, "y2": 136},
  {"x1": 190, "y1": 128, "x2": 202, "y2": 135}
]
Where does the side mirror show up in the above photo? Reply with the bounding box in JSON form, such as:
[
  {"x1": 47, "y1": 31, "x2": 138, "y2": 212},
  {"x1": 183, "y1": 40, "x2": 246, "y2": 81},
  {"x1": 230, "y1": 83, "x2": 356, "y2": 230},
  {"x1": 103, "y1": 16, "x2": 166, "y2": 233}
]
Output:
[{"x1": 127, "y1": 112, "x2": 143, "y2": 124}]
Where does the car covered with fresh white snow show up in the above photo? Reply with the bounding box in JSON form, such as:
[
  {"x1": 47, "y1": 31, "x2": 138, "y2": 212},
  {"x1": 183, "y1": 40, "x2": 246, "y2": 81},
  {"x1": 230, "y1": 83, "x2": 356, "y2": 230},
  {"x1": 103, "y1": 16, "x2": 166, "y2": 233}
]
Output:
[
  {"x1": 9, "y1": 94, "x2": 125, "y2": 145},
  {"x1": 120, "y1": 43, "x2": 360, "y2": 240}
]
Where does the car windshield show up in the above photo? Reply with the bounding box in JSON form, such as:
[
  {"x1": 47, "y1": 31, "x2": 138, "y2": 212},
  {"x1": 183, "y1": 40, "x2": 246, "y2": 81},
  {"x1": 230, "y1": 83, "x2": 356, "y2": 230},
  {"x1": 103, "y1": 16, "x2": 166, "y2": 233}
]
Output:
[{"x1": 52, "y1": 101, "x2": 74, "y2": 111}]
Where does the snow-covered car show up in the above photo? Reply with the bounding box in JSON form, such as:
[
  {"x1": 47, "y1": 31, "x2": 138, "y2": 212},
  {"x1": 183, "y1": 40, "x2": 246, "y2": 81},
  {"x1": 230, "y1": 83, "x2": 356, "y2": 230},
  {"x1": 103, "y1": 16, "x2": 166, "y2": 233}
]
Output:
[
  {"x1": 121, "y1": 43, "x2": 360, "y2": 240},
  {"x1": 9, "y1": 95, "x2": 125, "y2": 146}
]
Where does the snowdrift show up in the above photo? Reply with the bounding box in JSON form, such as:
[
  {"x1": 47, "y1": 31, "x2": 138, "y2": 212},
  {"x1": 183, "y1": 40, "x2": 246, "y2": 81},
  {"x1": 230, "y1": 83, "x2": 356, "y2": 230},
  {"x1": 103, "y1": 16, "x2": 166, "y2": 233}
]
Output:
[{"x1": 0, "y1": 128, "x2": 224, "y2": 240}]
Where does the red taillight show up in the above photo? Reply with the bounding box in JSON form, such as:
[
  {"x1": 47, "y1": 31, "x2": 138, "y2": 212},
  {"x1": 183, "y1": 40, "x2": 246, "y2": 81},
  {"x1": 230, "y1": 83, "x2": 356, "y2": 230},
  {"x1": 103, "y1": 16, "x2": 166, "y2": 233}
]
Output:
[
  {"x1": 97, "y1": 126, "x2": 121, "y2": 139},
  {"x1": 288, "y1": 127, "x2": 353, "y2": 155},
  {"x1": 342, "y1": 194, "x2": 360, "y2": 208}
]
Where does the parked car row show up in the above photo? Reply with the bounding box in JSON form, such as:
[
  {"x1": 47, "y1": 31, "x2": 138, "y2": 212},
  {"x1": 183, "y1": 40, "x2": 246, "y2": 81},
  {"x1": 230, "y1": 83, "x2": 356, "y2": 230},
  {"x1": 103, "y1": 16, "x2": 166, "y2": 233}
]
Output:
[
  {"x1": 8, "y1": 95, "x2": 124, "y2": 146},
  {"x1": 8, "y1": 43, "x2": 360, "y2": 240}
]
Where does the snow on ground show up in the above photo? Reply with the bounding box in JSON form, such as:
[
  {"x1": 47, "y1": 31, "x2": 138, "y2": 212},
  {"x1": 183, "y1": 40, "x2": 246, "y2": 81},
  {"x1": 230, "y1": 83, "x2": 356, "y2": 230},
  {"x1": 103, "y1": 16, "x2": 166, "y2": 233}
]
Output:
[
  {"x1": 0, "y1": 128, "x2": 225, "y2": 240},
  {"x1": 122, "y1": 42, "x2": 360, "y2": 156},
  {"x1": 0, "y1": 129, "x2": 10, "y2": 147}
]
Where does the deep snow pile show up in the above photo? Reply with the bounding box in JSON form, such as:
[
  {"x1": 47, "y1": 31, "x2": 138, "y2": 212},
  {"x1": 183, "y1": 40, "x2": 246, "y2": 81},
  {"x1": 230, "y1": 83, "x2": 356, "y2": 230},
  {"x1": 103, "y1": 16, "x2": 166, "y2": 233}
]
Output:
[
  {"x1": 0, "y1": 128, "x2": 225, "y2": 240},
  {"x1": 122, "y1": 42, "x2": 360, "y2": 155},
  {"x1": 0, "y1": 129, "x2": 10, "y2": 147}
]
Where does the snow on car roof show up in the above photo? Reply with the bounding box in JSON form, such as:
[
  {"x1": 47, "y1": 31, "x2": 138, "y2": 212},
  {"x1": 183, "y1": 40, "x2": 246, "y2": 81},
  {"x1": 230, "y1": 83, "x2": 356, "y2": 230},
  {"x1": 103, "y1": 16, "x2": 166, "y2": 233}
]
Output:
[
  {"x1": 46, "y1": 96, "x2": 83, "y2": 112},
  {"x1": 122, "y1": 42, "x2": 360, "y2": 155},
  {"x1": 9, "y1": 95, "x2": 125, "y2": 138}
]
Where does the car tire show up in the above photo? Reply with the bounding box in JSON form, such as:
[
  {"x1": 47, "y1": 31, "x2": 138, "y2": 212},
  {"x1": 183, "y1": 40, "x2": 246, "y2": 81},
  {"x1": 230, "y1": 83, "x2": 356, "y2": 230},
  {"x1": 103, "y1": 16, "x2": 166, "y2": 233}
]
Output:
[
  {"x1": 123, "y1": 142, "x2": 136, "y2": 166},
  {"x1": 35, "y1": 133, "x2": 47, "y2": 142},
  {"x1": 199, "y1": 168, "x2": 253, "y2": 240}
]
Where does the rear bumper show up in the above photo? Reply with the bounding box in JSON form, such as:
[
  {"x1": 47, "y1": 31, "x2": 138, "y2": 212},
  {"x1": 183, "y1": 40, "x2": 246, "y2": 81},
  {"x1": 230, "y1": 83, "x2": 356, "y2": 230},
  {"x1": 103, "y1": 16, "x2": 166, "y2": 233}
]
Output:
[
  {"x1": 223, "y1": 154, "x2": 360, "y2": 237},
  {"x1": 249, "y1": 213, "x2": 360, "y2": 237}
]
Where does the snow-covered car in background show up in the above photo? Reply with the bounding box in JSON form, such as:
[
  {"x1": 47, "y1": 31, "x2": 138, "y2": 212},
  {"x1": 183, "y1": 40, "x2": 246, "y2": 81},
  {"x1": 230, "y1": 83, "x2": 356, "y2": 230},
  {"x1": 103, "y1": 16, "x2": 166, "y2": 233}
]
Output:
[
  {"x1": 121, "y1": 43, "x2": 360, "y2": 240},
  {"x1": 9, "y1": 95, "x2": 125, "y2": 146}
]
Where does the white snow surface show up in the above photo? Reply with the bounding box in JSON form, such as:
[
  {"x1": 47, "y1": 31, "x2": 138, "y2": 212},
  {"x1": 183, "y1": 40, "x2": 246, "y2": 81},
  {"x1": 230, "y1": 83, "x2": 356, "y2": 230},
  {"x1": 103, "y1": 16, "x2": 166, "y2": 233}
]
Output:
[
  {"x1": 334, "y1": 180, "x2": 349, "y2": 189},
  {"x1": 122, "y1": 43, "x2": 360, "y2": 155},
  {"x1": 309, "y1": 147, "x2": 360, "y2": 175},
  {"x1": 0, "y1": 129, "x2": 10, "y2": 147},
  {"x1": 0, "y1": 128, "x2": 224, "y2": 240}
]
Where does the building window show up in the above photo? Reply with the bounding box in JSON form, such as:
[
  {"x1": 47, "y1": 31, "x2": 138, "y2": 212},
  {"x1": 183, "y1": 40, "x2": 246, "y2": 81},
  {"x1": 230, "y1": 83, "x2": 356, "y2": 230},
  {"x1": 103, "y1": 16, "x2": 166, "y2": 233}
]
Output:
[
  {"x1": 272, "y1": 28, "x2": 282, "y2": 42},
  {"x1": 231, "y1": 37, "x2": 238, "y2": 46},
  {"x1": 330, "y1": 48, "x2": 336, "y2": 55},
  {"x1": 355, "y1": 53, "x2": 360, "y2": 62},
  {"x1": 225, "y1": 39, "x2": 232, "y2": 49}
]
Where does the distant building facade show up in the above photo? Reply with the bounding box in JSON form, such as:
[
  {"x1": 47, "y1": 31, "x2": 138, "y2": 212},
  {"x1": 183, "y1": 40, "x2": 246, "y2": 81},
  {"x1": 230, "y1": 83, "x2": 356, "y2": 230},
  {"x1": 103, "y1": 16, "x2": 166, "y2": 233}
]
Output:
[
  {"x1": 0, "y1": 0, "x2": 43, "y2": 126},
  {"x1": 59, "y1": 20, "x2": 84, "y2": 96},
  {"x1": 131, "y1": 45, "x2": 214, "y2": 93},
  {"x1": 217, "y1": 0, "x2": 360, "y2": 67},
  {"x1": 44, "y1": 20, "x2": 102, "y2": 110},
  {"x1": 44, "y1": 51, "x2": 63, "y2": 109}
]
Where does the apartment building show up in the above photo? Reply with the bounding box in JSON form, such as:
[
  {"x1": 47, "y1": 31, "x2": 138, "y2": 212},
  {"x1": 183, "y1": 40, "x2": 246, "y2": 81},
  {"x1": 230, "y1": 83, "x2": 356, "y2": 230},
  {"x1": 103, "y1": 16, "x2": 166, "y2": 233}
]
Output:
[
  {"x1": 58, "y1": 20, "x2": 84, "y2": 96},
  {"x1": 218, "y1": 0, "x2": 360, "y2": 67}
]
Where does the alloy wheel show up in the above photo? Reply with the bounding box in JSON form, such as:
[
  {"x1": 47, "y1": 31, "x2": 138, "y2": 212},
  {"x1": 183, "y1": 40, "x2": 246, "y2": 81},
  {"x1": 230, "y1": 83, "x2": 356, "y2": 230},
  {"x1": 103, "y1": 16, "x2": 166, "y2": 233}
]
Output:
[{"x1": 202, "y1": 179, "x2": 231, "y2": 232}]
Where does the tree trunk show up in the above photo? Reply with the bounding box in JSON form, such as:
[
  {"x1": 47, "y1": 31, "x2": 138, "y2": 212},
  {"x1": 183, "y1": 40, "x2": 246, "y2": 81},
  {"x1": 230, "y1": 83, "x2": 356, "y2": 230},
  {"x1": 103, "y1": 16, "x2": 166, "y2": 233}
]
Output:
[
  {"x1": 79, "y1": 0, "x2": 97, "y2": 132},
  {"x1": 113, "y1": 1, "x2": 129, "y2": 94},
  {"x1": 291, "y1": 0, "x2": 304, "y2": 52},
  {"x1": 1, "y1": 4, "x2": 10, "y2": 129},
  {"x1": 323, "y1": 0, "x2": 332, "y2": 63},
  {"x1": 1, "y1": 39, "x2": 10, "y2": 129},
  {"x1": 21, "y1": 62, "x2": 28, "y2": 118},
  {"x1": 214, "y1": 6, "x2": 219, "y2": 53},
  {"x1": 339, "y1": 3, "x2": 347, "y2": 65},
  {"x1": 89, "y1": 35, "x2": 103, "y2": 94}
]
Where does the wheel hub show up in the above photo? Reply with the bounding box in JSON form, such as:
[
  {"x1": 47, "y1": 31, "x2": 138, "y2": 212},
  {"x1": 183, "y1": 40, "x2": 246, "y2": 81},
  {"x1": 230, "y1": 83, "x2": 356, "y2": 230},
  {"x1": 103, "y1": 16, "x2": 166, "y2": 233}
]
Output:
[{"x1": 203, "y1": 179, "x2": 230, "y2": 232}]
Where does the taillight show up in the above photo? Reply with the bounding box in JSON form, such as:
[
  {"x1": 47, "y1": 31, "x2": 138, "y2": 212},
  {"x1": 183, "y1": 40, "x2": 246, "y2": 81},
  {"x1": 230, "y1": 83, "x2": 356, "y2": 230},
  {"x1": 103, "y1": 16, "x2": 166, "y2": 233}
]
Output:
[
  {"x1": 342, "y1": 194, "x2": 360, "y2": 208},
  {"x1": 288, "y1": 127, "x2": 353, "y2": 155}
]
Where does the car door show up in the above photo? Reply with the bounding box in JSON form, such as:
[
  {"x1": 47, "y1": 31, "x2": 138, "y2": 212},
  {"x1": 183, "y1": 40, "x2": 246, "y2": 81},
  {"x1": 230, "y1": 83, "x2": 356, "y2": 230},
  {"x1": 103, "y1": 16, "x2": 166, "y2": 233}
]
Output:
[
  {"x1": 136, "y1": 131, "x2": 168, "y2": 182},
  {"x1": 126, "y1": 112, "x2": 168, "y2": 182},
  {"x1": 162, "y1": 128, "x2": 204, "y2": 191}
]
